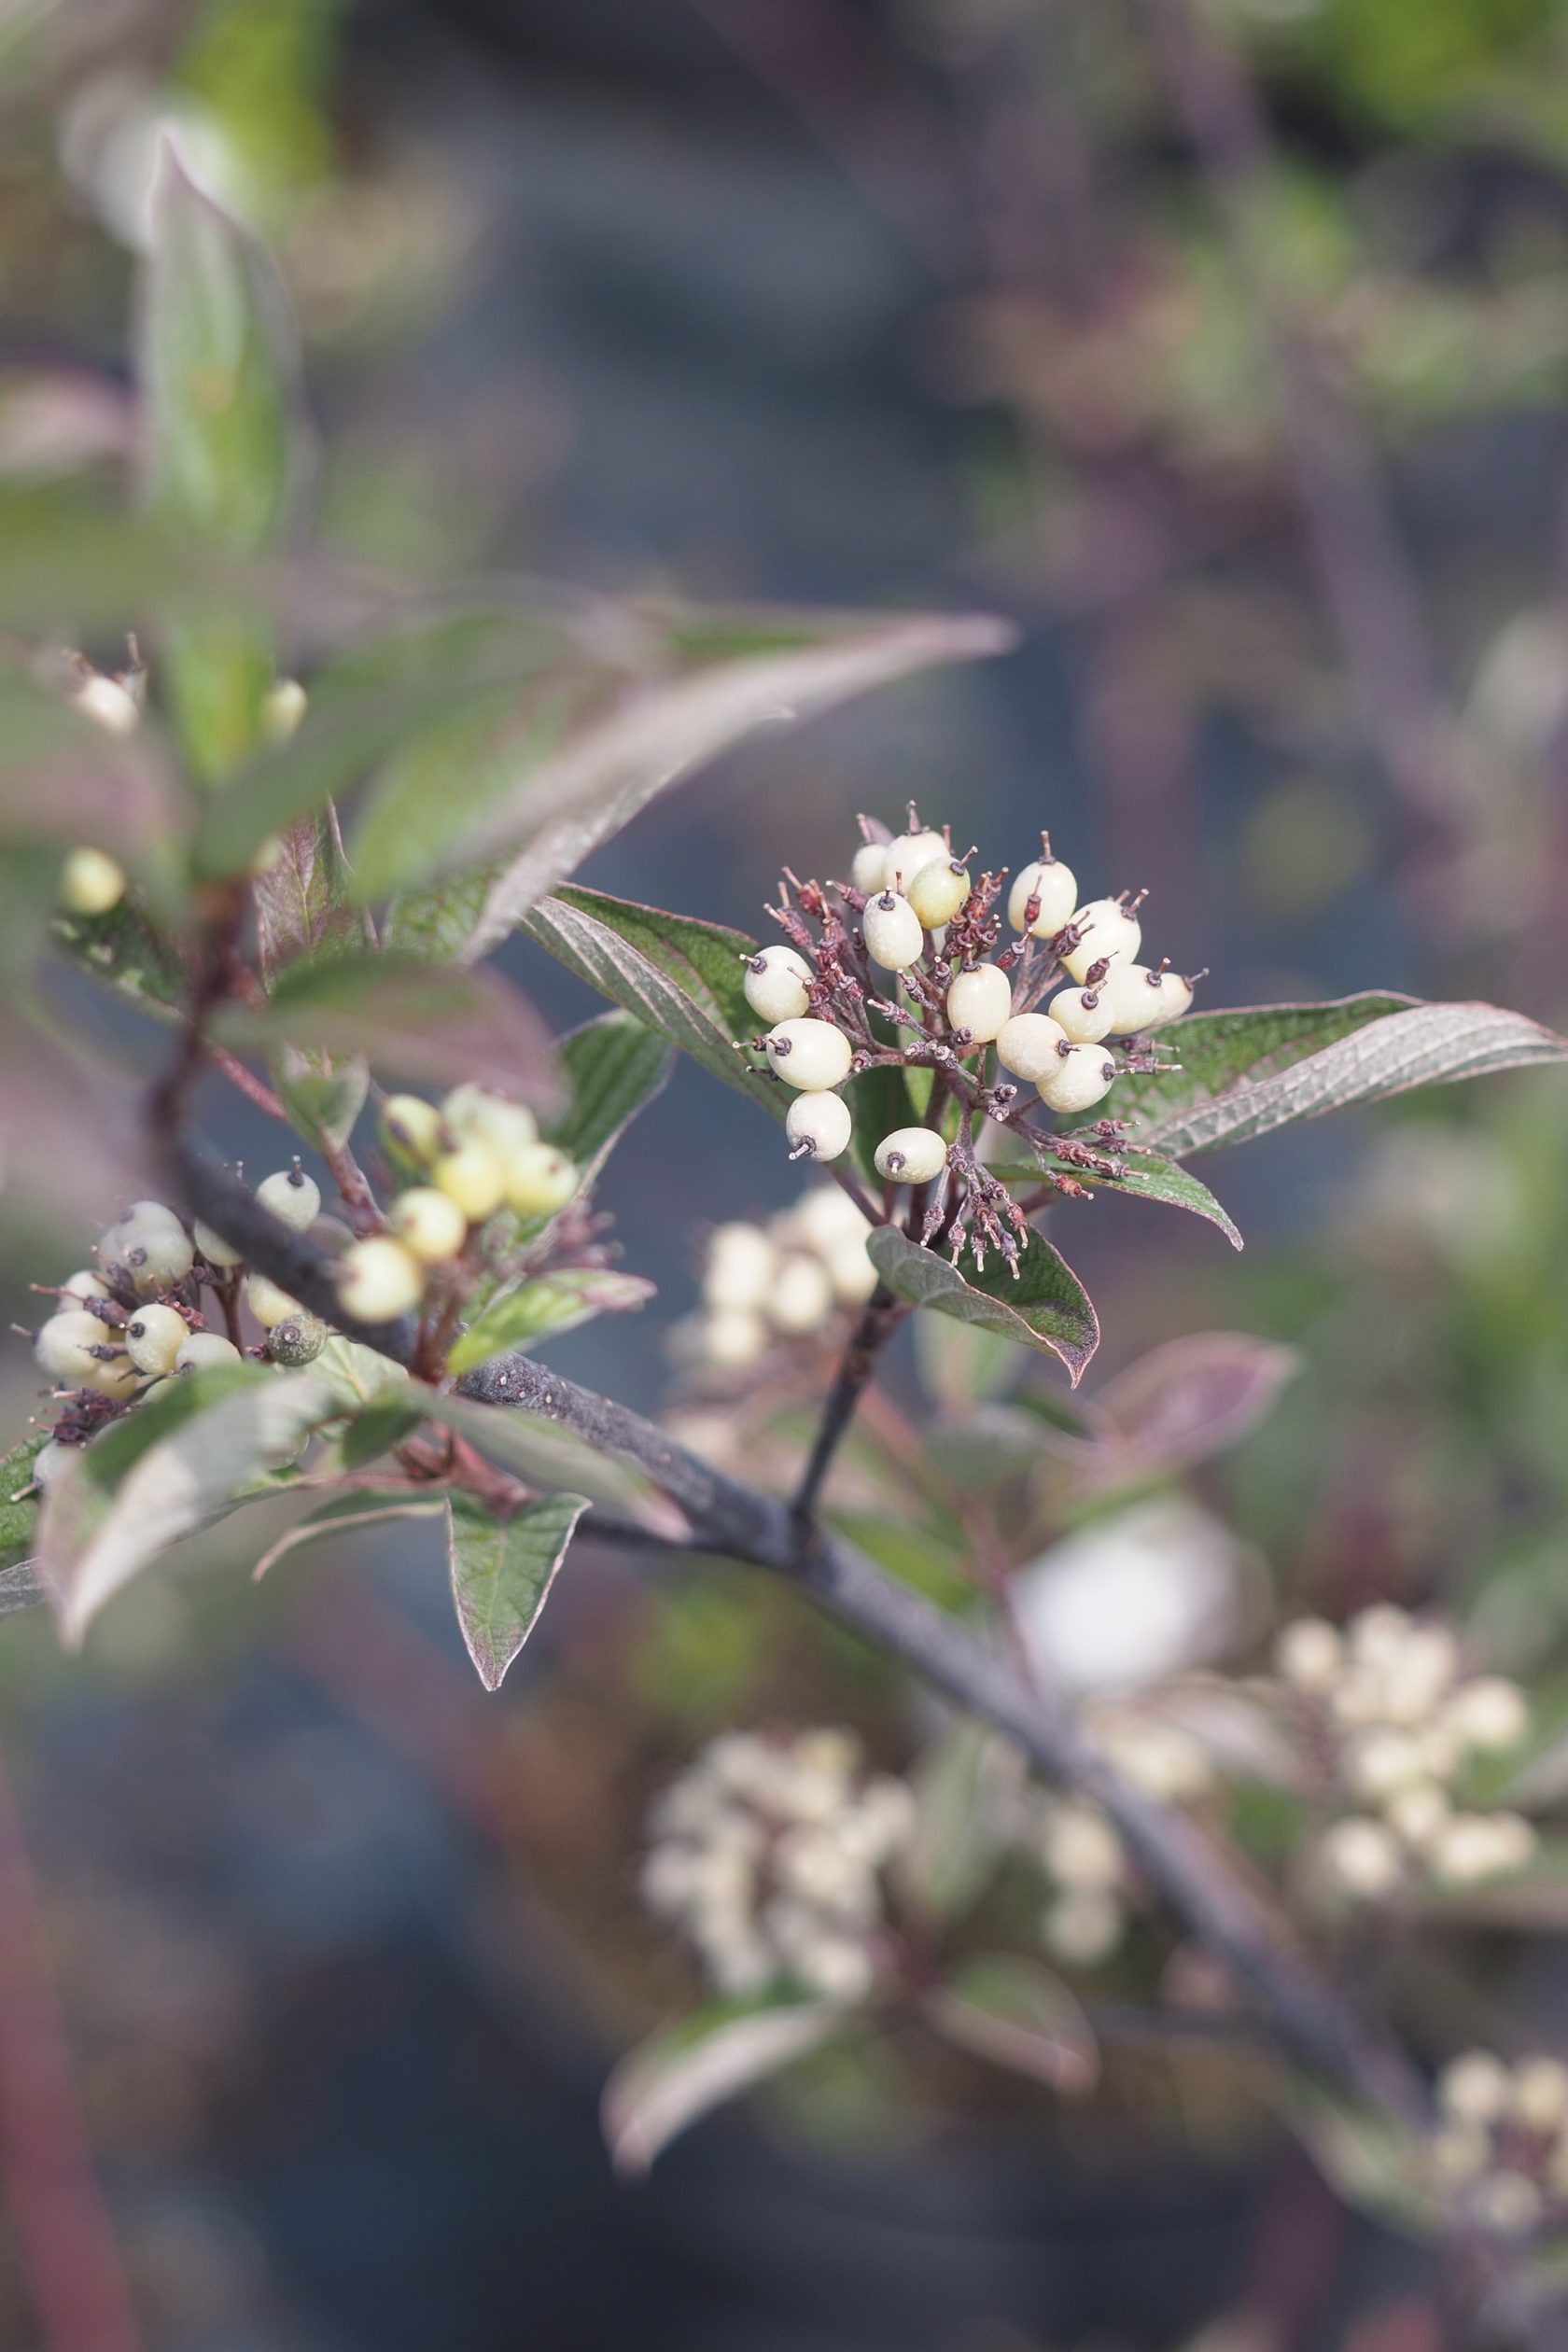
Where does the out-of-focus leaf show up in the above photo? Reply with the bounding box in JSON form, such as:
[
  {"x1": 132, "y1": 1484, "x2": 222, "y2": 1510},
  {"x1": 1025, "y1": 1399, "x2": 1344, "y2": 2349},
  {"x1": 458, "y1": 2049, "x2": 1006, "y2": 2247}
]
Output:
[
  {"x1": 603, "y1": 2000, "x2": 850, "y2": 2177},
  {"x1": 914, "y1": 1315, "x2": 1027, "y2": 1414},
  {"x1": 273, "y1": 1045, "x2": 370, "y2": 1155},
  {"x1": 382, "y1": 862, "x2": 506, "y2": 963},
  {"x1": 446, "y1": 1268, "x2": 655, "y2": 1377},
  {"x1": 0, "y1": 661, "x2": 180, "y2": 864},
  {"x1": 454, "y1": 608, "x2": 1017, "y2": 956},
  {"x1": 410, "y1": 1383, "x2": 685, "y2": 1533},
  {"x1": 254, "y1": 806, "x2": 368, "y2": 982},
  {"x1": 53, "y1": 892, "x2": 189, "y2": 1022},
  {"x1": 0, "y1": 486, "x2": 206, "y2": 635},
  {"x1": 1087, "y1": 1335, "x2": 1300, "y2": 1484},
  {"x1": 251, "y1": 1486, "x2": 445, "y2": 1580},
  {"x1": 0, "y1": 1015, "x2": 162, "y2": 1232},
  {"x1": 549, "y1": 1010, "x2": 673, "y2": 1172},
  {"x1": 446, "y1": 1487, "x2": 589, "y2": 1690},
  {"x1": 925, "y1": 1954, "x2": 1099, "y2": 2093},
  {"x1": 903, "y1": 1723, "x2": 1015, "y2": 1921},
  {"x1": 867, "y1": 1226, "x2": 1099, "y2": 1384},
  {"x1": 40, "y1": 1365, "x2": 333, "y2": 1644},
  {"x1": 1288, "y1": 2085, "x2": 1439, "y2": 2238},
  {"x1": 0, "y1": 1433, "x2": 48, "y2": 1575},
  {"x1": 217, "y1": 950, "x2": 558, "y2": 1103},
  {"x1": 523, "y1": 885, "x2": 777, "y2": 1114},
  {"x1": 137, "y1": 142, "x2": 304, "y2": 553}
]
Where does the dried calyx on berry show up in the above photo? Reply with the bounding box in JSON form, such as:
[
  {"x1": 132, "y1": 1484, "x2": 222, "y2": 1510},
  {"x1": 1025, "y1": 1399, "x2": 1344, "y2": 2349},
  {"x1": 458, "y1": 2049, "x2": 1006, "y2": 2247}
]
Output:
[{"x1": 735, "y1": 805, "x2": 1199, "y2": 1278}]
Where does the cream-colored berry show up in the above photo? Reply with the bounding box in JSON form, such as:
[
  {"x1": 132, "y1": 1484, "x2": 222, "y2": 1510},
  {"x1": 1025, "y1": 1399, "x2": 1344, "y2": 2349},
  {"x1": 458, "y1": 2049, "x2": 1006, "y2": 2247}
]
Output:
[
  {"x1": 862, "y1": 889, "x2": 924, "y2": 971},
  {"x1": 1320, "y1": 1815, "x2": 1403, "y2": 1897},
  {"x1": 884, "y1": 827, "x2": 948, "y2": 888},
  {"x1": 337, "y1": 1237, "x2": 424, "y2": 1323},
  {"x1": 1474, "y1": 2171, "x2": 1544, "y2": 2237},
  {"x1": 1038, "y1": 1043, "x2": 1116, "y2": 1115},
  {"x1": 60, "y1": 847, "x2": 127, "y2": 916},
  {"x1": 35, "y1": 1309, "x2": 119, "y2": 1387},
  {"x1": 704, "y1": 1225, "x2": 777, "y2": 1314},
  {"x1": 850, "y1": 839, "x2": 889, "y2": 893},
  {"x1": 826, "y1": 1239, "x2": 876, "y2": 1305},
  {"x1": 945, "y1": 963, "x2": 1012, "y2": 1043},
  {"x1": 433, "y1": 1138, "x2": 507, "y2": 1224},
  {"x1": 705, "y1": 1309, "x2": 768, "y2": 1368},
  {"x1": 906, "y1": 860, "x2": 971, "y2": 929},
  {"x1": 263, "y1": 678, "x2": 307, "y2": 742},
  {"x1": 381, "y1": 1094, "x2": 443, "y2": 1169},
  {"x1": 174, "y1": 1332, "x2": 242, "y2": 1374},
  {"x1": 1275, "y1": 1617, "x2": 1343, "y2": 1693},
  {"x1": 441, "y1": 1085, "x2": 539, "y2": 1160},
  {"x1": 73, "y1": 674, "x2": 139, "y2": 734},
  {"x1": 124, "y1": 1302, "x2": 188, "y2": 1376},
  {"x1": 257, "y1": 1168, "x2": 322, "y2": 1233},
  {"x1": 99, "y1": 1203, "x2": 194, "y2": 1293},
  {"x1": 771, "y1": 1253, "x2": 834, "y2": 1336},
  {"x1": 1429, "y1": 2123, "x2": 1490, "y2": 2187},
  {"x1": 193, "y1": 1220, "x2": 244, "y2": 1268},
  {"x1": 1103, "y1": 962, "x2": 1193, "y2": 1035},
  {"x1": 764, "y1": 1018, "x2": 853, "y2": 1092},
  {"x1": 1047, "y1": 986, "x2": 1115, "y2": 1044},
  {"x1": 1448, "y1": 1677, "x2": 1529, "y2": 1753},
  {"x1": 32, "y1": 1438, "x2": 69, "y2": 1491},
  {"x1": 1007, "y1": 856, "x2": 1077, "y2": 939},
  {"x1": 1043, "y1": 1801, "x2": 1124, "y2": 1890},
  {"x1": 504, "y1": 1143, "x2": 579, "y2": 1220},
  {"x1": 1511, "y1": 2057, "x2": 1568, "y2": 2133},
  {"x1": 743, "y1": 945, "x2": 813, "y2": 1024},
  {"x1": 1062, "y1": 898, "x2": 1142, "y2": 984},
  {"x1": 995, "y1": 1012, "x2": 1070, "y2": 1085},
  {"x1": 874, "y1": 1126, "x2": 947, "y2": 1185},
  {"x1": 390, "y1": 1186, "x2": 469, "y2": 1264},
  {"x1": 1351, "y1": 1729, "x2": 1424, "y2": 1802},
  {"x1": 1043, "y1": 1888, "x2": 1123, "y2": 1967},
  {"x1": 786, "y1": 1091, "x2": 852, "y2": 1162},
  {"x1": 1439, "y1": 2051, "x2": 1512, "y2": 2126},
  {"x1": 245, "y1": 1275, "x2": 301, "y2": 1329},
  {"x1": 60, "y1": 1268, "x2": 110, "y2": 1304},
  {"x1": 1385, "y1": 1781, "x2": 1450, "y2": 1849}
]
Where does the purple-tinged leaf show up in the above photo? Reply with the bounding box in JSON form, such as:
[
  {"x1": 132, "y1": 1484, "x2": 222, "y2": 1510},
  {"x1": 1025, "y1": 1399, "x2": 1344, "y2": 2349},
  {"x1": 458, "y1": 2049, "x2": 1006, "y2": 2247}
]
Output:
[
  {"x1": 867, "y1": 1225, "x2": 1099, "y2": 1385},
  {"x1": 1090, "y1": 1335, "x2": 1300, "y2": 1484},
  {"x1": 251, "y1": 1487, "x2": 446, "y2": 1580},
  {"x1": 925, "y1": 1954, "x2": 1099, "y2": 2093},
  {"x1": 603, "y1": 2000, "x2": 849, "y2": 2177},
  {"x1": 446, "y1": 1488, "x2": 589, "y2": 1691}
]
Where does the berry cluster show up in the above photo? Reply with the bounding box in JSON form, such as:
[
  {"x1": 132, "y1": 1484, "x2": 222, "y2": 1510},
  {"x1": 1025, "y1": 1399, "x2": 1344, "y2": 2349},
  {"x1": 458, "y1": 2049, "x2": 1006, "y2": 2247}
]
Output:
[
  {"x1": 1429, "y1": 2051, "x2": 1568, "y2": 2237},
  {"x1": 1022, "y1": 1706, "x2": 1217, "y2": 1967},
  {"x1": 641, "y1": 1729, "x2": 916, "y2": 2003},
  {"x1": 24, "y1": 1176, "x2": 329, "y2": 1492},
  {"x1": 1273, "y1": 1607, "x2": 1535, "y2": 1900},
  {"x1": 679, "y1": 1186, "x2": 876, "y2": 1375},
  {"x1": 740, "y1": 811, "x2": 1200, "y2": 1272},
  {"x1": 341, "y1": 1086, "x2": 580, "y2": 1325}
]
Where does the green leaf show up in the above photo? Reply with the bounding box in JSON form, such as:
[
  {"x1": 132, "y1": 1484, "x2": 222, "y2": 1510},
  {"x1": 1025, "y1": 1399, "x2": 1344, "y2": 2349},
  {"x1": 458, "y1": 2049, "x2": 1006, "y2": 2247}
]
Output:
[
  {"x1": 0, "y1": 1433, "x2": 48, "y2": 1575},
  {"x1": 54, "y1": 893, "x2": 189, "y2": 1022},
  {"x1": 1113, "y1": 994, "x2": 1412, "y2": 1141},
  {"x1": 994, "y1": 1151, "x2": 1242, "y2": 1248},
  {"x1": 251, "y1": 1486, "x2": 446, "y2": 1580},
  {"x1": 382, "y1": 862, "x2": 508, "y2": 964},
  {"x1": 446, "y1": 1488, "x2": 589, "y2": 1690},
  {"x1": 549, "y1": 1010, "x2": 674, "y2": 1171},
  {"x1": 903, "y1": 1724, "x2": 1012, "y2": 1921},
  {"x1": 866, "y1": 1225, "x2": 1099, "y2": 1385},
  {"x1": 217, "y1": 950, "x2": 557, "y2": 1101},
  {"x1": 447, "y1": 1268, "x2": 655, "y2": 1377},
  {"x1": 273, "y1": 1045, "x2": 370, "y2": 1155},
  {"x1": 137, "y1": 142, "x2": 303, "y2": 553},
  {"x1": 844, "y1": 1059, "x2": 918, "y2": 1189},
  {"x1": 253, "y1": 805, "x2": 368, "y2": 983},
  {"x1": 39, "y1": 1366, "x2": 335, "y2": 1645},
  {"x1": 924, "y1": 1954, "x2": 1099, "y2": 2094},
  {"x1": 410, "y1": 1382, "x2": 679, "y2": 1529},
  {"x1": 452, "y1": 609, "x2": 1016, "y2": 956},
  {"x1": 522, "y1": 885, "x2": 777, "y2": 1115},
  {"x1": 602, "y1": 2000, "x2": 850, "y2": 2177}
]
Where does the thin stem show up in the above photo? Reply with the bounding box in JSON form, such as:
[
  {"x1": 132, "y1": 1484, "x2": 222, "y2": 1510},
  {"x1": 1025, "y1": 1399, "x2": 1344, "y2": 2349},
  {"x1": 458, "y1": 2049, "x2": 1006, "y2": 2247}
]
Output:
[
  {"x1": 206, "y1": 1044, "x2": 290, "y2": 1126},
  {"x1": 791, "y1": 1284, "x2": 907, "y2": 1522}
]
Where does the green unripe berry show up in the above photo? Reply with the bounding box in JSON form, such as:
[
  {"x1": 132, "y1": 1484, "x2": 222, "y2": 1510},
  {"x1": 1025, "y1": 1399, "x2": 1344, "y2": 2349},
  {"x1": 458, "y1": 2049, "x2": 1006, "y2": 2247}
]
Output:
[
  {"x1": 389, "y1": 1186, "x2": 469, "y2": 1264},
  {"x1": 441, "y1": 1085, "x2": 538, "y2": 1159},
  {"x1": 245, "y1": 1274, "x2": 301, "y2": 1330},
  {"x1": 434, "y1": 1138, "x2": 507, "y2": 1223},
  {"x1": 381, "y1": 1094, "x2": 443, "y2": 1170},
  {"x1": 504, "y1": 1143, "x2": 579, "y2": 1220},
  {"x1": 257, "y1": 1167, "x2": 322, "y2": 1233},
  {"x1": 193, "y1": 1220, "x2": 244, "y2": 1268},
  {"x1": 60, "y1": 847, "x2": 127, "y2": 916},
  {"x1": 337, "y1": 1237, "x2": 424, "y2": 1323},
  {"x1": 945, "y1": 963, "x2": 1013, "y2": 1043},
  {"x1": 124, "y1": 1303, "x2": 188, "y2": 1376},
  {"x1": 906, "y1": 860, "x2": 971, "y2": 929},
  {"x1": 874, "y1": 1127, "x2": 948, "y2": 1185},
  {"x1": 175, "y1": 1333, "x2": 242, "y2": 1374},
  {"x1": 763, "y1": 1018, "x2": 853, "y2": 1092},
  {"x1": 267, "y1": 1312, "x2": 329, "y2": 1366}
]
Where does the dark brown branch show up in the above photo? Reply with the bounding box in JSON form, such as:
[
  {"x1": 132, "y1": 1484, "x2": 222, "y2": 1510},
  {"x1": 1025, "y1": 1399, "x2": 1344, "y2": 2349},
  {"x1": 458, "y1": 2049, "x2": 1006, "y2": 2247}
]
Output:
[{"x1": 791, "y1": 1284, "x2": 907, "y2": 1520}]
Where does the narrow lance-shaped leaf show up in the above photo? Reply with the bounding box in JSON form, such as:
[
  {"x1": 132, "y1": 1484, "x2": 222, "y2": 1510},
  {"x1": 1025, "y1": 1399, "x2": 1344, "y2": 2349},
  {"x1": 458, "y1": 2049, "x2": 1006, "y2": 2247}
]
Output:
[
  {"x1": 446, "y1": 1268, "x2": 655, "y2": 1378},
  {"x1": 522, "y1": 886, "x2": 779, "y2": 1116},
  {"x1": 603, "y1": 2000, "x2": 850, "y2": 2177},
  {"x1": 1112, "y1": 994, "x2": 1413, "y2": 1139},
  {"x1": 867, "y1": 1225, "x2": 1099, "y2": 1385},
  {"x1": 250, "y1": 1488, "x2": 447, "y2": 1582},
  {"x1": 1091, "y1": 1334, "x2": 1300, "y2": 1484},
  {"x1": 548, "y1": 1009, "x2": 674, "y2": 1172},
  {"x1": 446, "y1": 1489, "x2": 589, "y2": 1691},
  {"x1": 924, "y1": 1954, "x2": 1099, "y2": 2094},
  {"x1": 992, "y1": 1152, "x2": 1241, "y2": 1249}
]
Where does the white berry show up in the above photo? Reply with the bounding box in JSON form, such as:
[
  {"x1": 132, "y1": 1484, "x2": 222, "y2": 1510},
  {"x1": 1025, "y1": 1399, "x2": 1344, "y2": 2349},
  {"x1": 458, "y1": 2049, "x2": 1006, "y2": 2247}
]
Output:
[
  {"x1": 742, "y1": 944, "x2": 813, "y2": 1024},
  {"x1": 1048, "y1": 986, "x2": 1115, "y2": 1043},
  {"x1": 337, "y1": 1237, "x2": 425, "y2": 1323},
  {"x1": 175, "y1": 1332, "x2": 242, "y2": 1374},
  {"x1": 1321, "y1": 1816, "x2": 1403, "y2": 1898},
  {"x1": 1007, "y1": 856, "x2": 1077, "y2": 939},
  {"x1": 35, "y1": 1309, "x2": 119, "y2": 1386},
  {"x1": 1062, "y1": 898, "x2": 1141, "y2": 984},
  {"x1": 1275, "y1": 1617, "x2": 1342, "y2": 1693},
  {"x1": 945, "y1": 963, "x2": 1013, "y2": 1043},
  {"x1": 1448, "y1": 1677, "x2": 1529, "y2": 1752},
  {"x1": 786, "y1": 1091, "x2": 852, "y2": 1162},
  {"x1": 257, "y1": 1167, "x2": 322, "y2": 1233},
  {"x1": 263, "y1": 678, "x2": 308, "y2": 741},
  {"x1": 906, "y1": 860, "x2": 971, "y2": 928},
  {"x1": 850, "y1": 840, "x2": 889, "y2": 893},
  {"x1": 1038, "y1": 1043, "x2": 1116, "y2": 1115},
  {"x1": 441, "y1": 1085, "x2": 539, "y2": 1160},
  {"x1": 874, "y1": 1126, "x2": 947, "y2": 1184},
  {"x1": 124, "y1": 1302, "x2": 188, "y2": 1376},
  {"x1": 505, "y1": 1143, "x2": 579, "y2": 1219},
  {"x1": 705, "y1": 1309, "x2": 768, "y2": 1368},
  {"x1": 884, "y1": 827, "x2": 948, "y2": 888},
  {"x1": 764, "y1": 1019, "x2": 853, "y2": 1092},
  {"x1": 245, "y1": 1275, "x2": 301, "y2": 1329},
  {"x1": 995, "y1": 1012, "x2": 1070, "y2": 1085},
  {"x1": 704, "y1": 1225, "x2": 777, "y2": 1313},
  {"x1": 60, "y1": 847, "x2": 127, "y2": 916},
  {"x1": 73, "y1": 674, "x2": 139, "y2": 734},
  {"x1": 433, "y1": 1138, "x2": 506, "y2": 1223},
  {"x1": 99, "y1": 1203, "x2": 194, "y2": 1293},
  {"x1": 32, "y1": 1439, "x2": 69, "y2": 1491},
  {"x1": 60, "y1": 1268, "x2": 110, "y2": 1303},
  {"x1": 381, "y1": 1094, "x2": 443, "y2": 1169},
  {"x1": 862, "y1": 889, "x2": 924, "y2": 971},
  {"x1": 1103, "y1": 962, "x2": 1192, "y2": 1035},
  {"x1": 771, "y1": 1253, "x2": 834, "y2": 1335},
  {"x1": 390, "y1": 1186, "x2": 469, "y2": 1264},
  {"x1": 193, "y1": 1220, "x2": 244, "y2": 1268}
]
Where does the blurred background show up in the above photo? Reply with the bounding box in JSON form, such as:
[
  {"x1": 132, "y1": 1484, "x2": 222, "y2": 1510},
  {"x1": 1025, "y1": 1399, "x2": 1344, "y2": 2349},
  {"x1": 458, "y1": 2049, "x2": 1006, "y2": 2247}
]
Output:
[{"x1": 8, "y1": 0, "x2": 1568, "y2": 2344}]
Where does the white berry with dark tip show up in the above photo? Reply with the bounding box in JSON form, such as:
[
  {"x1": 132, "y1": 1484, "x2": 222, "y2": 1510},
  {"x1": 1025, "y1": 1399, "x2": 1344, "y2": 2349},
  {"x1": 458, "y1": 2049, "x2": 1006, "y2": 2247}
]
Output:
[
  {"x1": 337, "y1": 1238, "x2": 425, "y2": 1323},
  {"x1": 996, "y1": 1012, "x2": 1070, "y2": 1085},
  {"x1": 175, "y1": 1333, "x2": 242, "y2": 1374},
  {"x1": 884, "y1": 827, "x2": 948, "y2": 888},
  {"x1": 124, "y1": 1303, "x2": 188, "y2": 1376},
  {"x1": 1102, "y1": 962, "x2": 1193, "y2": 1034},
  {"x1": 945, "y1": 964, "x2": 1013, "y2": 1043},
  {"x1": 743, "y1": 944, "x2": 813, "y2": 1024},
  {"x1": 1038, "y1": 1044, "x2": 1116, "y2": 1114},
  {"x1": 907, "y1": 860, "x2": 971, "y2": 929},
  {"x1": 1062, "y1": 898, "x2": 1141, "y2": 983},
  {"x1": 1007, "y1": 856, "x2": 1077, "y2": 939},
  {"x1": 36, "y1": 1309, "x2": 119, "y2": 1386},
  {"x1": 98, "y1": 1202, "x2": 194, "y2": 1293},
  {"x1": 1048, "y1": 986, "x2": 1115, "y2": 1043},
  {"x1": 786, "y1": 1091, "x2": 852, "y2": 1162},
  {"x1": 764, "y1": 1019, "x2": 853, "y2": 1092},
  {"x1": 874, "y1": 1127, "x2": 948, "y2": 1184},
  {"x1": 862, "y1": 889, "x2": 923, "y2": 971},
  {"x1": 257, "y1": 1167, "x2": 322, "y2": 1233}
]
